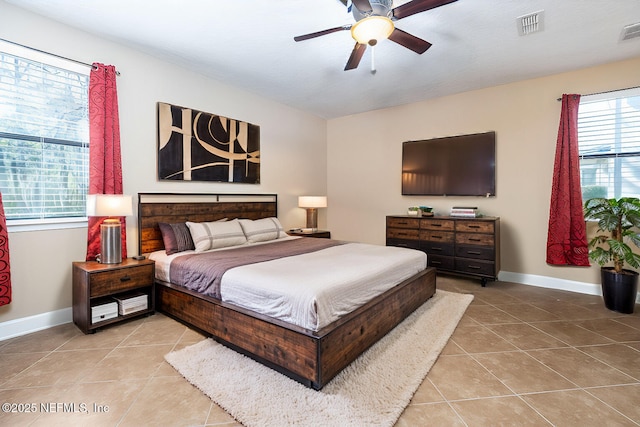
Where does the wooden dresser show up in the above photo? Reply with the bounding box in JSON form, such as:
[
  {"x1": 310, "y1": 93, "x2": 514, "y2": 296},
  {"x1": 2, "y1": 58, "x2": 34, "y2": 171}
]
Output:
[{"x1": 386, "y1": 215, "x2": 500, "y2": 286}]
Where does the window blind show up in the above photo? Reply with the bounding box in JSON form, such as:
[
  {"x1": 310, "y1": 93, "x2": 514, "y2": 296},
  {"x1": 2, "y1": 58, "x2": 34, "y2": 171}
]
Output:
[
  {"x1": 578, "y1": 88, "x2": 640, "y2": 199},
  {"x1": 0, "y1": 50, "x2": 89, "y2": 220}
]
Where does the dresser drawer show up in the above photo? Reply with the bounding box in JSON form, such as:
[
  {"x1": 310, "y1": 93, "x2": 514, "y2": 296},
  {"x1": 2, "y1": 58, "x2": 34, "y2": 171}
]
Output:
[
  {"x1": 90, "y1": 264, "x2": 154, "y2": 298},
  {"x1": 456, "y1": 232, "x2": 494, "y2": 246},
  {"x1": 455, "y1": 221, "x2": 495, "y2": 233},
  {"x1": 456, "y1": 244, "x2": 494, "y2": 260},
  {"x1": 420, "y1": 219, "x2": 454, "y2": 231},
  {"x1": 386, "y1": 217, "x2": 420, "y2": 229},
  {"x1": 455, "y1": 258, "x2": 495, "y2": 276},
  {"x1": 386, "y1": 237, "x2": 421, "y2": 250},
  {"x1": 420, "y1": 230, "x2": 455, "y2": 243},
  {"x1": 422, "y1": 241, "x2": 455, "y2": 256},
  {"x1": 387, "y1": 228, "x2": 420, "y2": 240},
  {"x1": 428, "y1": 254, "x2": 455, "y2": 270}
]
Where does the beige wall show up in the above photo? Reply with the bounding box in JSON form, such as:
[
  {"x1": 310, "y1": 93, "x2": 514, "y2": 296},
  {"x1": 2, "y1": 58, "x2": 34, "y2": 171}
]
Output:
[
  {"x1": 0, "y1": 2, "x2": 327, "y2": 330},
  {"x1": 327, "y1": 56, "x2": 640, "y2": 291}
]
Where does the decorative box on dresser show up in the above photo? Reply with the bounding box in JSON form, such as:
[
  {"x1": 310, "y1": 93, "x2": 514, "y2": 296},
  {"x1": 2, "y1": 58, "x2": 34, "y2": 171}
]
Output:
[
  {"x1": 386, "y1": 215, "x2": 500, "y2": 286},
  {"x1": 72, "y1": 258, "x2": 155, "y2": 334}
]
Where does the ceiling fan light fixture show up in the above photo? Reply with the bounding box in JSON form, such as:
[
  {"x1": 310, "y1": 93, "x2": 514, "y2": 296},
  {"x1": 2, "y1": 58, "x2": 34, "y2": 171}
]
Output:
[{"x1": 351, "y1": 16, "x2": 395, "y2": 45}]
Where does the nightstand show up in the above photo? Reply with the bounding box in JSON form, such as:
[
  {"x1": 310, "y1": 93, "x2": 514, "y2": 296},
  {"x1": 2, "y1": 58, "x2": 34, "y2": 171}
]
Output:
[
  {"x1": 72, "y1": 258, "x2": 155, "y2": 334},
  {"x1": 288, "y1": 229, "x2": 331, "y2": 239}
]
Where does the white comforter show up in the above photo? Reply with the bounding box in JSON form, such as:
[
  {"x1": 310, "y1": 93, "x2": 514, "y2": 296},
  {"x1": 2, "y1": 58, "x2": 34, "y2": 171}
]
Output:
[{"x1": 150, "y1": 240, "x2": 427, "y2": 331}]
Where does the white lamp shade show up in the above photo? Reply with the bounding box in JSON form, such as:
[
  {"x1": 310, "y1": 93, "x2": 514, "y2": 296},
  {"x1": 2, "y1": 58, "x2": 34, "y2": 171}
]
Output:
[
  {"x1": 298, "y1": 196, "x2": 327, "y2": 208},
  {"x1": 87, "y1": 194, "x2": 133, "y2": 217}
]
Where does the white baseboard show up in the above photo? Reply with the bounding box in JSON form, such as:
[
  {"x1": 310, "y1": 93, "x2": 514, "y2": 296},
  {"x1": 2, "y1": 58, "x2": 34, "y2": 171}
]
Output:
[
  {"x1": 0, "y1": 307, "x2": 72, "y2": 341},
  {"x1": 2, "y1": 271, "x2": 639, "y2": 341},
  {"x1": 498, "y1": 271, "x2": 640, "y2": 303}
]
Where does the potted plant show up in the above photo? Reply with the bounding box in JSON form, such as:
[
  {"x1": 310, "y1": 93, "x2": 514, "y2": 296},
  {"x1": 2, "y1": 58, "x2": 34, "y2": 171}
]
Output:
[
  {"x1": 407, "y1": 206, "x2": 421, "y2": 216},
  {"x1": 584, "y1": 197, "x2": 640, "y2": 313}
]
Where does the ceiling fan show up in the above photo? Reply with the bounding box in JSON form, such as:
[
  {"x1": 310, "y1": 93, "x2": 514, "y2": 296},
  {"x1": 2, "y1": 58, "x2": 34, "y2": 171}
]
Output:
[{"x1": 293, "y1": 0, "x2": 458, "y2": 71}]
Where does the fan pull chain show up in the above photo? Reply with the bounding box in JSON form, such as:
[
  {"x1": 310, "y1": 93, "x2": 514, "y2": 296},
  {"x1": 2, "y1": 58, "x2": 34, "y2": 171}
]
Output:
[{"x1": 371, "y1": 45, "x2": 377, "y2": 75}]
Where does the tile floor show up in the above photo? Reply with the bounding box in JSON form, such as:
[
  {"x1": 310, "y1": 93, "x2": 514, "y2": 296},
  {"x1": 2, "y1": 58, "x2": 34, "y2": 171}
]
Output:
[{"x1": 1, "y1": 276, "x2": 639, "y2": 426}]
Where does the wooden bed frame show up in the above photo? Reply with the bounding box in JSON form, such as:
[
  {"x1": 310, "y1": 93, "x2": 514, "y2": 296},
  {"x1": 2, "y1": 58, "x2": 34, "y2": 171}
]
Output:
[{"x1": 138, "y1": 192, "x2": 436, "y2": 390}]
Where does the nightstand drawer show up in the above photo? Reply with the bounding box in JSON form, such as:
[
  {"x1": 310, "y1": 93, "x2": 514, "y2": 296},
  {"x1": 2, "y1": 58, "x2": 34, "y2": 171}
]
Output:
[
  {"x1": 287, "y1": 229, "x2": 331, "y2": 238},
  {"x1": 90, "y1": 264, "x2": 154, "y2": 298}
]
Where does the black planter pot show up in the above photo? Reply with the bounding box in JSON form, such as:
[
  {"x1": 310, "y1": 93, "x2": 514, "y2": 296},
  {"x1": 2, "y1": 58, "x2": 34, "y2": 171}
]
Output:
[{"x1": 601, "y1": 267, "x2": 639, "y2": 314}]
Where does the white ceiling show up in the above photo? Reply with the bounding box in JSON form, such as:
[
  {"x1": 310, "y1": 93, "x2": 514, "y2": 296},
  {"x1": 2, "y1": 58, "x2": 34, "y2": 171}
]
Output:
[{"x1": 6, "y1": 0, "x2": 640, "y2": 118}]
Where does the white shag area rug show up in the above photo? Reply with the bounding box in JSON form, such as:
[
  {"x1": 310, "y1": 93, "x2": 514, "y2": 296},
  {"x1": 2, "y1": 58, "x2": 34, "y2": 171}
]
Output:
[{"x1": 165, "y1": 290, "x2": 473, "y2": 427}]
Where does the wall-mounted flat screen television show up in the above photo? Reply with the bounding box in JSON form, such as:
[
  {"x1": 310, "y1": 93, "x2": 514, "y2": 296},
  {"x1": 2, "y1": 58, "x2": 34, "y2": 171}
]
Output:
[{"x1": 402, "y1": 131, "x2": 496, "y2": 196}]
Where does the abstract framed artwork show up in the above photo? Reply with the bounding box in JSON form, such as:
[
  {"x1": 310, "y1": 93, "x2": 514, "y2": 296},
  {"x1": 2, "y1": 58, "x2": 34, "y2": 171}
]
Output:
[{"x1": 157, "y1": 102, "x2": 260, "y2": 183}]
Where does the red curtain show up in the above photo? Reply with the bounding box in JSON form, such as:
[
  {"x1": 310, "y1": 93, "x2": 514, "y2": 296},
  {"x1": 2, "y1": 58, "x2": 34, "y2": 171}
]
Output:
[
  {"x1": 0, "y1": 194, "x2": 11, "y2": 306},
  {"x1": 86, "y1": 63, "x2": 126, "y2": 261},
  {"x1": 546, "y1": 94, "x2": 589, "y2": 266}
]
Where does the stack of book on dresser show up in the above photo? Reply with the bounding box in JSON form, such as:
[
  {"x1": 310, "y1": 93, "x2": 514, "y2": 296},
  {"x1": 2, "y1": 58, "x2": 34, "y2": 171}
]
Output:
[
  {"x1": 450, "y1": 207, "x2": 478, "y2": 218},
  {"x1": 113, "y1": 292, "x2": 148, "y2": 315}
]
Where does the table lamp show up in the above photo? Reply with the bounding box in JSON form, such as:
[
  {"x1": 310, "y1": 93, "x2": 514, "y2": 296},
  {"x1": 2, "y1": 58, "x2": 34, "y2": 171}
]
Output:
[
  {"x1": 298, "y1": 196, "x2": 327, "y2": 231},
  {"x1": 87, "y1": 194, "x2": 133, "y2": 264}
]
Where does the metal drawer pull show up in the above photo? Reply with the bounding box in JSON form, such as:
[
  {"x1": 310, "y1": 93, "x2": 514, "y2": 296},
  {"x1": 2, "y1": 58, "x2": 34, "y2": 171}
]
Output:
[
  {"x1": 120, "y1": 276, "x2": 131, "y2": 282},
  {"x1": 469, "y1": 225, "x2": 480, "y2": 228},
  {"x1": 432, "y1": 247, "x2": 443, "y2": 251},
  {"x1": 468, "y1": 238, "x2": 481, "y2": 242},
  {"x1": 431, "y1": 261, "x2": 442, "y2": 265},
  {"x1": 431, "y1": 235, "x2": 442, "y2": 239},
  {"x1": 467, "y1": 251, "x2": 481, "y2": 255},
  {"x1": 467, "y1": 265, "x2": 481, "y2": 269}
]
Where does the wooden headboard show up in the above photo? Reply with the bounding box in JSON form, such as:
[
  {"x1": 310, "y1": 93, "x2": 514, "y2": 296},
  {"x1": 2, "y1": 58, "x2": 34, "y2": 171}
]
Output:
[{"x1": 137, "y1": 193, "x2": 278, "y2": 255}]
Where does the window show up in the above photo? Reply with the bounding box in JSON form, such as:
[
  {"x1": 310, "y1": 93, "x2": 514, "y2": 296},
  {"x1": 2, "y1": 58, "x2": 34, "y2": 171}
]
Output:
[
  {"x1": 578, "y1": 88, "x2": 640, "y2": 200},
  {"x1": 0, "y1": 41, "x2": 89, "y2": 225}
]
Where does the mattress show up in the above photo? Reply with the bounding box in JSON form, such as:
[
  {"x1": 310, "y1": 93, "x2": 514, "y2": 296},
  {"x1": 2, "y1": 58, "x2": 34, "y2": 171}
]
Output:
[{"x1": 150, "y1": 238, "x2": 427, "y2": 331}]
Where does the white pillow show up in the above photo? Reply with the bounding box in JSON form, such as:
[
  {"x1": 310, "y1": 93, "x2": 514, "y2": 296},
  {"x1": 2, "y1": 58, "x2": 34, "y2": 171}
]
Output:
[
  {"x1": 239, "y1": 217, "x2": 286, "y2": 243},
  {"x1": 186, "y1": 219, "x2": 247, "y2": 252}
]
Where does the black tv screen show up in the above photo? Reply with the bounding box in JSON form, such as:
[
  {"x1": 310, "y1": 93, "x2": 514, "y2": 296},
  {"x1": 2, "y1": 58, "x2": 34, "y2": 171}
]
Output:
[{"x1": 402, "y1": 131, "x2": 496, "y2": 196}]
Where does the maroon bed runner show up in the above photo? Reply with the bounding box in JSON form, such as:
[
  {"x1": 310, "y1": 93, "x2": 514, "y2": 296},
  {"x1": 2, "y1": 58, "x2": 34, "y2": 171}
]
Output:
[{"x1": 169, "y1": 237, "x2": 344, "y2": 298}]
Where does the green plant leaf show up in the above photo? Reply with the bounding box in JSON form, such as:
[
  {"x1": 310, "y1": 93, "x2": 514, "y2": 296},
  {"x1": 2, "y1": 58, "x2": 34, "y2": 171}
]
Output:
[{"x1": 583, "y1": 197, "x2": 640, "y2": 271}]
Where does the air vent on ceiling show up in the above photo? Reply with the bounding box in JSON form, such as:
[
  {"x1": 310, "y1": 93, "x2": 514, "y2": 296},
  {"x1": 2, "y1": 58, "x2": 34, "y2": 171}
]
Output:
[
  {"x1": 620, "y1": 22, "x2": 640, "y2": 41},
  {"x1": 517, "y1": 10, "x2": 544, "y2": 36}
]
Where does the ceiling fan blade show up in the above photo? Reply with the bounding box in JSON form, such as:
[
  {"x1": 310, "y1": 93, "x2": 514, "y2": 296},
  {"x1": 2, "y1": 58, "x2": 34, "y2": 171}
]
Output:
[
  {"x1": 392, "y1": 0, "x2": 457, "y2": 20},
  {"x1": 388, "y1": 28, "x2": 432, "y2": 54},
  {"x1": 344, "y1": 43, "x2": 367, "y2": 70},
  {"x1": 351, "y1": 0, "x2": 373, "y2": 13},
  {"x1": 294, "y1": 25, "x2": 351, "y2": 42}
]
